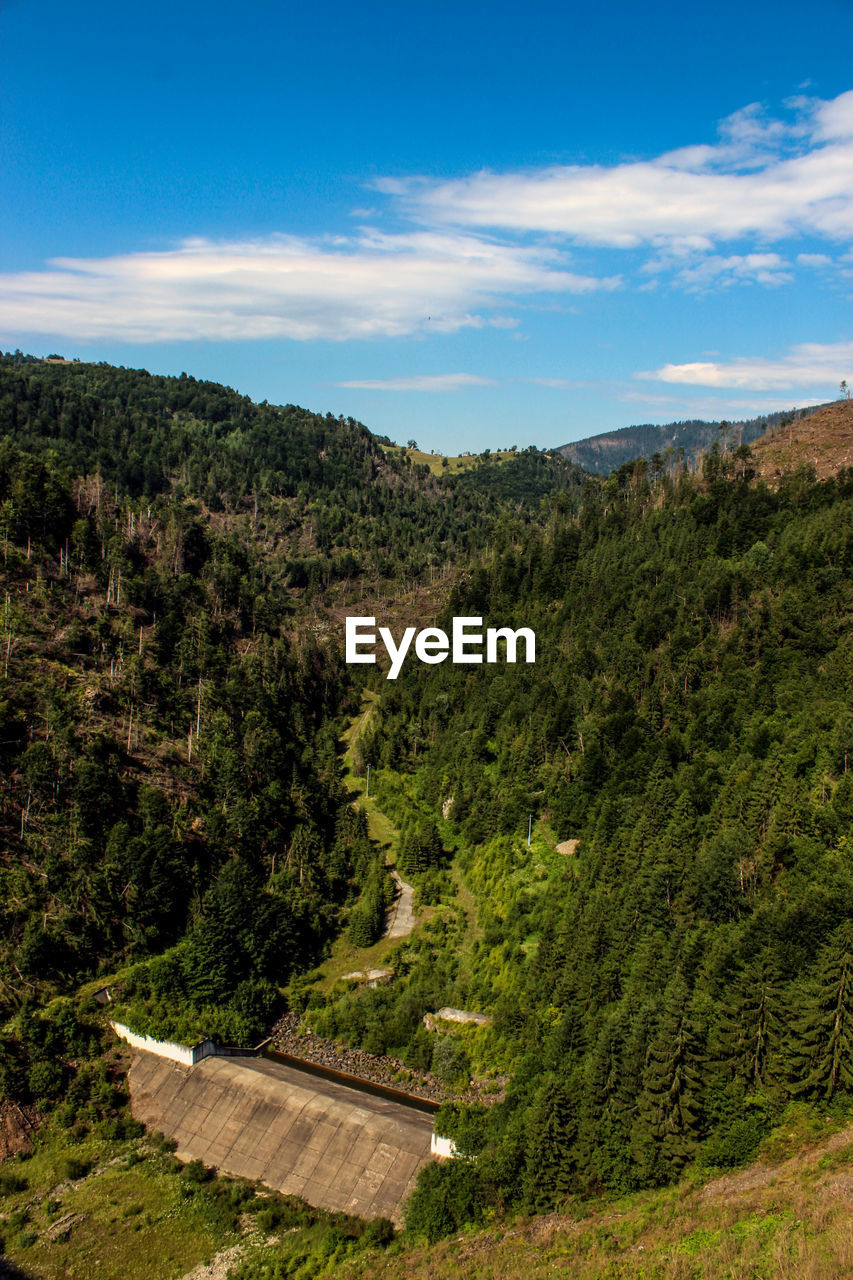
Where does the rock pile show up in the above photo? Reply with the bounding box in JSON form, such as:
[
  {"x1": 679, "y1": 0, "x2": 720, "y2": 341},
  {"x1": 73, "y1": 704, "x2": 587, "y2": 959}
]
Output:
[{"x1": 269, "y1": 1013, "x2": 504, "y2": 1106}]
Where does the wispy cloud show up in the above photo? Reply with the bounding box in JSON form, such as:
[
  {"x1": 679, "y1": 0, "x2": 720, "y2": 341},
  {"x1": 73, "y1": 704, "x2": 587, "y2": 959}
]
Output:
[
  {"x1": 642, "y1": 251, "x2": 793, "y2": 290},
  {"x1": 620, "y1": 389, "x2": 828, "y2": 419},
  {"x1": 338, "y1": 373, "x2": 497, "y2": 391},
  {"x1": 3, "y1": 90, "x2": 853, "y2": 347},
  {"x1": 797, "y1": 252, "x2": 833, "y2": 267},
  {"x1": 0, "y1": 230, "x2": 616, "y2": 344},
  {"x1": 522, "y1": 377, "x2": 587, "y2": 389},
  {"x1": 642, "y1": 339, "x2": 853, "y2": 390},
  {"x1": 377, "y1": 91, "x2": 853, "y2": 255}
]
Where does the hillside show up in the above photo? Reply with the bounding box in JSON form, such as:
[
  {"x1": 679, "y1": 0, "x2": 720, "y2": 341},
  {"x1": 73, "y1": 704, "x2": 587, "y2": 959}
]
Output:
[
  {"x1": 0, "y1": 351, "x2": 587, "y2": 1081},
  {"x1": 4, "y1": 1094, "x2": 852, "y2": 1280},
  {"x1": 4, "y1": 354, "x2": 853, "y2": 1277},
  {"x1": 751, "y1": 396, "x2": 853, "y2": 482},
  {"x1": 558, "y1": 403, "x2": 830, "y2": 474},
  {"x1": 308, "y1": 450, "x2": 853, "y2": 1231},
  {"x1": 380, "y1": 443, "x2": 521, "y2": 475},
  {"x1": 335, "y1": 1107, "x2": 853, "y2": 1280}
]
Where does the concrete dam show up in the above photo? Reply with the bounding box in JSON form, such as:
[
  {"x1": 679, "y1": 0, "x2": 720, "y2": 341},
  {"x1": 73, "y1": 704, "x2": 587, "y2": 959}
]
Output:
[{"x1": 128, "y1": 1048, "x2": 437, "y2": 1224}]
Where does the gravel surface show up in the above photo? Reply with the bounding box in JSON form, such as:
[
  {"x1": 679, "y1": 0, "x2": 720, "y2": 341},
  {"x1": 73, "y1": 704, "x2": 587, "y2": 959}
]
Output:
[
  {"x1": 385, "y1": 869, "x2": 415, "y2": 938},
  {"x1": 270, "y1": 1013, "x2": 505, "y2": 1106}
]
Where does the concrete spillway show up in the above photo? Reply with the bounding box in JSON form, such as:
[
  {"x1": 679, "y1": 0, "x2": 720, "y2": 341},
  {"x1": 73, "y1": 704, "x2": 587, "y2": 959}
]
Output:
[{"x1": 128, "y1": 1050, "x2": 435, "y2": 1223}]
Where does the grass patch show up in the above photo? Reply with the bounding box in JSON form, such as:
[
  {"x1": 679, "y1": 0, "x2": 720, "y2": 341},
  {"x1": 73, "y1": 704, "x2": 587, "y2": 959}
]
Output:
[
  {"x1": 379, "y1": 445, "x2": 520, "y2": 476},
  {"x1": 0, "y1": 1127, "x2": 242, "y2": 1280},
  {"x1": 342, "y1": 690, "x2": 398, "y2": 851},
  {"x1": 316, "y1": 934, "x2": 406, "y2": 991}
]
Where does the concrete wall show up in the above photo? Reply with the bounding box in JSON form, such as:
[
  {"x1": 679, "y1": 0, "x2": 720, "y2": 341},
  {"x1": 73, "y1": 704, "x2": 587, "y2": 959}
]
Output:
[
  {"x1": 128, "y1": 1050, "x2": 435, "y2": 1224},
  {"x1": 111, "y1": 1022, "x2": 195, "y2": 1067},
  {"x1": 111, "y1": 1024, "x2": 270, "y2": 1066},
  {"x1": 430, "y1": 1133, "x2": 458, "y2": 1159},
  {"x1": 203, "y1": 1039, "x2": 271, "y2": 1059},
  {"x1": 435, "y1": 1007, "x2": 491, "y2": 1026}
]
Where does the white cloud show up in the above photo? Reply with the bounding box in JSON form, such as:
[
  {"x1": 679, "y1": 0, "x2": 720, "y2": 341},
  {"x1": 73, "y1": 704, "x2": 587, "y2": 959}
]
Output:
[
  {"x1": 4, "y1": 90, "x2": 852, "y2": 347},
  {"x1": 643, "y1": 251, "x2": 792, "y2": 290},
  {"x1": 378, "y1": 91, "x2": 853, "y2": 251},
  {"x1": 0, "y1": 230, "x2": 617, "y2": 344},
  {"x1": 338, "y1": 373, "x2": 497, "y2": 392},
  {"x1": 643, "y1": 339, "x2": 853, "y2": 391},
  {"x1": 797, "y1": 252, "x2": 832, "y2": 267},
  {"x1": 811, "y1": 89, "x2": 853, "y2": 141}
]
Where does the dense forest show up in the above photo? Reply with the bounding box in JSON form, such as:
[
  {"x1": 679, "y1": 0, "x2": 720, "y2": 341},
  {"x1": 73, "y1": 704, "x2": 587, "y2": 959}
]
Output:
[
  {"x1": 0, "y1": 353, "x2": 581, "y2": 1103},
  {"x1": 0, "y1": 353, "x2": 587, "y2": 598},
  {"x1": 316, "y1": 442, "x2": 853, "y2": 1234},
  {"x1": 3, "y1": 352, "x2": 853, "y2": 1261}
]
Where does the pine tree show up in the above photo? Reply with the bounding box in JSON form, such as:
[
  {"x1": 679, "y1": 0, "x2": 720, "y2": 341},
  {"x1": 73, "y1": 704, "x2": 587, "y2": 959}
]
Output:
[
  {"x1": 712, "y1": 957, "x2": 784, "y2": 1090},
  {"x1": 522, "y1": 1075, "x2": 578, "y2": 1209},
  {"x1": 635, "y1": 973, "x2": 705, "y2": 1176},
  {"x1": 789, "y1": 921, "x2": 853, "y2": 1098}
]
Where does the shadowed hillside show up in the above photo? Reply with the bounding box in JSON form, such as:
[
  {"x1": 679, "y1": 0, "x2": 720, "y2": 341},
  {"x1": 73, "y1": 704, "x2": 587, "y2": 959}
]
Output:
[{"x1": 559, "y1": 403, "x2": 830, "y2": 474}]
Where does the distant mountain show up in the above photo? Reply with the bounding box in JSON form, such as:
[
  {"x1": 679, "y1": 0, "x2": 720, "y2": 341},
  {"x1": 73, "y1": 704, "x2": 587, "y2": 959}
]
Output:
[{"x1": 557, "y1": 403, "x2": 832, "y2": 474}]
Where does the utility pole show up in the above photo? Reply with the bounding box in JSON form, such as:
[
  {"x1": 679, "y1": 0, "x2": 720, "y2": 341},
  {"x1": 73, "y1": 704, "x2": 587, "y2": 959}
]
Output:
[
  {"x1": 527, "y1": 814, "x2": 533, "y2": 846},
  {"x1": 366, "y1": 763, "x2": 371, "y2": 798}
]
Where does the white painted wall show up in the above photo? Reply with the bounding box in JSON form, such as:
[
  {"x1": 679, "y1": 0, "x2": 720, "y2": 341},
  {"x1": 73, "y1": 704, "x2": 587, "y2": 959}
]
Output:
[
  {"x1": 110, "y1": 1021, "x2": 195, "y2": 1066},
  {"x1": 430, "y1": 1133, "x2": 458, "y2": 1159}
]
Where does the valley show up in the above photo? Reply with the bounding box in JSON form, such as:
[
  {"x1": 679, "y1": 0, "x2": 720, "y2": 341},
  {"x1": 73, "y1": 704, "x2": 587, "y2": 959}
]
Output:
[{"x1": 3, "y1": 353, "x2": 853, "y2": 1279}]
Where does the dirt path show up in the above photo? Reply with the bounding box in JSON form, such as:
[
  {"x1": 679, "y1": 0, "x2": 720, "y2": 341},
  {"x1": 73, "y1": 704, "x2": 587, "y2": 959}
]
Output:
[
  {"x1": 385, "y1": 868, "x2": 415, "y2": 939},
  {"x1": 342, "y1": 688, "x2": 378, "y2": 764}
]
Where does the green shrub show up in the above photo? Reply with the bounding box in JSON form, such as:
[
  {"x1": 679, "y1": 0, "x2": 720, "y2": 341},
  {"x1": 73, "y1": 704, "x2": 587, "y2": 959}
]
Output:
[
  {"x1": 27, "y1": 1059, "x2": 65, "y2": 1104},
  {"x1": 703, "y1": 1115, "x2": 767, "y2": 1168},
  {"x1": 63, "y1": 1156, "x2": 90, "y2": 1181},
  {"x1": 431, "y1": 1036, "x2": 471, "y2": 1086},
  {"x1": 182, "y1": 1158, "x2": 213, "y2": 1183},
  {"x1": 362, "y1": 1216, "x2": 395, "y2": 1247},
  {"x1": 405, "y1": 1159, "x2": 482, "y2": 1241},
  {"x1": 0, "y1": 1169, "x2": 29, "y2": 1194}
]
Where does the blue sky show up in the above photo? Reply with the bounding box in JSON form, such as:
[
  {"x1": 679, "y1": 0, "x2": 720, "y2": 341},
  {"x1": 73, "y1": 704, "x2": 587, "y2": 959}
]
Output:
[{"x1": 3, "y1": 0, "x2": 853, "y2": 453}]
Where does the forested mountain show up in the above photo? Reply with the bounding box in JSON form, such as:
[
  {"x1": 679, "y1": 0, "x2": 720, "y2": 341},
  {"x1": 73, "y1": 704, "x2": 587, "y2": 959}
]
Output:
[
  {"x1": 0, "y1": 352, "x2": 583, "y2": 1095},
  {"x1": 3, "y1": 353, "x2": 853, "y2": 1273},
  {"x1": 558, "y1": 402, "x2": 829, "y2": 475},
  {"x1": 316, "y1": 417, "x2": 853, "y2": 1229},
  {"x1": 0, "y1": 353, "x2": 587, "y2": 600}
]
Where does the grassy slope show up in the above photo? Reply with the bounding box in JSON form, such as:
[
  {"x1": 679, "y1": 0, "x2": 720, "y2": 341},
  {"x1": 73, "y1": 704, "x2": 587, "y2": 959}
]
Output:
[
  {"x1": 0, "y1": 1124, "x2": 239, "y2": 1279},
  {"x1": 312, "y1": 690, "x2": 408, "y2": 990},
  {"x1": 316, "y1": 690, "x2": 489, "y2": 989},
  {"x1": 379, "y1": 445, "x2": 521, "y2": 476},
  {"x1": 337, "y1": 1107, "x2": 853, "y2": 1280}
]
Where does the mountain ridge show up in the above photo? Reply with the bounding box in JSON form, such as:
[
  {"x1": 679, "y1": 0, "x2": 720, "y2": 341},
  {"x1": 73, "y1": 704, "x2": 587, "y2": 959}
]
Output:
[{"x1": 558, "y1": 402, "x2": 833, "y2": 474}]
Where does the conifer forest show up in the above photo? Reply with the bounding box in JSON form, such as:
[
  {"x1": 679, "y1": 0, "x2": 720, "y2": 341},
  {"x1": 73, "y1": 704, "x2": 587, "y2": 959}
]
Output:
[{"x1": 3, "y1": 351, "x2": 853, "y2": 1274}]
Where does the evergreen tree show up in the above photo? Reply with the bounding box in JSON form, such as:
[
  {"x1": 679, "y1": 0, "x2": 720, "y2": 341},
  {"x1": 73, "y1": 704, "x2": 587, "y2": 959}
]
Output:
[
  {"x1": 712, "y1": 956, "x2": 784, "y2": 1091},
  {"x1": 634, "y1": 974, "x2": 705, "y2": 1177},
  {"x1": 789, "y1": 921, "x2": 853, "y2": 1098},
  {"x1": 522, "y1": 1075, "x2": 578, "y2": 1209}
]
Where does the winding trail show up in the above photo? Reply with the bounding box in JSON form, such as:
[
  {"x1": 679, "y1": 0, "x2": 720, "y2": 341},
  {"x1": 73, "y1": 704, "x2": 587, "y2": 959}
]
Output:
[
  {"x1": 343, "y1": 690, "x2": 417, "y2": 943},
  {"x1": 385, "y1": 868, "x2": 415, "y2": 939}
]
